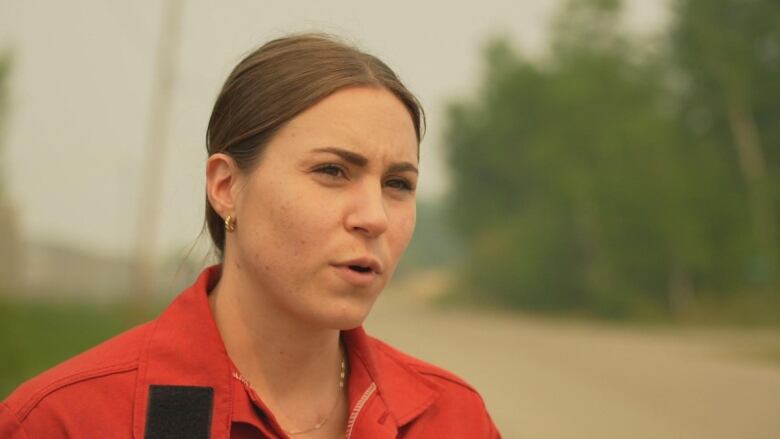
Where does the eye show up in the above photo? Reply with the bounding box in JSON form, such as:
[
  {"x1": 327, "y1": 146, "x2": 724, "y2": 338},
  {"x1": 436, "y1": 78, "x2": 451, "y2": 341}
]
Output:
[
  {"x1": 385, "y1": 177, "x2": 415, "y2": 192},
  {"x1": 313, "y1": 164, "x2": 347, "y2": 179}
]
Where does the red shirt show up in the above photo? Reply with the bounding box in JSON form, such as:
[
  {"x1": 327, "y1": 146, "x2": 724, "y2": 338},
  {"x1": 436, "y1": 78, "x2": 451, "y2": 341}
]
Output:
[{"x1": 1, "y1": 266, "x2": 500, "y2": 438}]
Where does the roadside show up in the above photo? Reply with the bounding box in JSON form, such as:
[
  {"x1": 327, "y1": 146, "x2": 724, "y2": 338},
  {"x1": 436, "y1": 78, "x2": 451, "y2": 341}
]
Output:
[{"x1": 366, "y1": 278, "x2": 780, "y2": 438}]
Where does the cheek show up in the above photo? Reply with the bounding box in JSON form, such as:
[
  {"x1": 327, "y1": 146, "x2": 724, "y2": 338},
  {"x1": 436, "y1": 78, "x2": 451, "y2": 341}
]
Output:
[
  {"x1": 254, "y1": 192, "x2": 336, "y2": 261},
  {"x1": 237, "y1": 183, "x2": 296, "y2": 262},
  {"x1": 390, "y1": 206, "x2": 417, "y2": 256}
]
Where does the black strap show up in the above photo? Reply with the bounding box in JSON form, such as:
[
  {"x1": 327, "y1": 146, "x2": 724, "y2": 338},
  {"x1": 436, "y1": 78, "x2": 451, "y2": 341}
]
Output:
[{"x1": 145, "y1": 385, "x2": 214, "y2": 439}]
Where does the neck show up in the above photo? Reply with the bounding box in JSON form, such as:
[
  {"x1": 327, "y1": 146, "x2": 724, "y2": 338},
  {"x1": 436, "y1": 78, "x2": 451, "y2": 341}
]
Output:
[{"x1": 207, "y1": 262, "x2": 344, "y2": 404}]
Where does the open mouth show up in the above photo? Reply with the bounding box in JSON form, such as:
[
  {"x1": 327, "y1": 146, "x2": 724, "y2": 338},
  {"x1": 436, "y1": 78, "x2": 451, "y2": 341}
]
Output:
[
  {"x1": 333, "y1": 262, "x2": 379, "y2": 286},
  {"x1": 349, "y1": 265, "x2": 372, "y2": 273}
]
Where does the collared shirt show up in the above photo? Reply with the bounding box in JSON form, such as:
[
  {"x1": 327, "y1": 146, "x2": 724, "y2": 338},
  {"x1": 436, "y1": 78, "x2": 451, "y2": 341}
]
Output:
[{"x1": 1, "y1": 266, "x2": 500, "y2": 438}]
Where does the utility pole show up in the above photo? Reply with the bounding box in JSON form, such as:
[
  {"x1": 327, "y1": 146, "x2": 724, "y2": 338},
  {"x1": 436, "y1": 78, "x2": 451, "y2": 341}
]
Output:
[{"x1": 132, "y1": 0, "x2": 185, "y2": 305}]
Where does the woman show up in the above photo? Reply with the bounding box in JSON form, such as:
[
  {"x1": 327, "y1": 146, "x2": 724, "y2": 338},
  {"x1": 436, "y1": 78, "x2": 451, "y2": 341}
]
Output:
[{"x1": 0, "y1": 34, "x2": 500, "y2": 438}]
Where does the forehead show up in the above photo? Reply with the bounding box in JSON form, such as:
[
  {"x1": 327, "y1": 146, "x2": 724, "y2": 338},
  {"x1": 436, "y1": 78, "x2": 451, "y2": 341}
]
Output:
[{"x1": 266, "y1": 87, "x2": 419, "y2": 164}]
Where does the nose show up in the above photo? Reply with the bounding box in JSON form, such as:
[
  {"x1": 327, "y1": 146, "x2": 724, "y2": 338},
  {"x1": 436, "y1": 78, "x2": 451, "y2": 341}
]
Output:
[{"x1": 344, "y1": 184, "x2": 389, "y2": 238}]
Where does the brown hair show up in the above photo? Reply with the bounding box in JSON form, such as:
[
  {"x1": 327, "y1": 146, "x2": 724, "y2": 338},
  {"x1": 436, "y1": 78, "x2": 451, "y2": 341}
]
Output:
[{"x1": 205, "y1": 33, "x2": 425, "y2": 258}]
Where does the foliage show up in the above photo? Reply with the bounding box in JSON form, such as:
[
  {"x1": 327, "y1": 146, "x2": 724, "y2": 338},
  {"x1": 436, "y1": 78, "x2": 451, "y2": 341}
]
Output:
[
  {"x1": 669, "y1": 0, "x2": 780, "y2": 284},
  {"x1": 444, "y1": 0, "x2": 780, "y2": 321}
]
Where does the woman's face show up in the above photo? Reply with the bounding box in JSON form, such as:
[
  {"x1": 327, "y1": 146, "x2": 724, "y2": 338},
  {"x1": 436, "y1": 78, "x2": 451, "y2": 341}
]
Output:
[{"x1": 226, "y1": 86, "x2": 418, "y2": 330}]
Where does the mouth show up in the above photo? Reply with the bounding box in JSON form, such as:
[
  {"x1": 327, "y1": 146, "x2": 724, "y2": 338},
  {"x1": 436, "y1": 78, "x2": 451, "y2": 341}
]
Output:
[
  {"x1": 334, "y1": 257, "x2": 383, "y2": 275},
  {"x1": 348, "y1": 265, "x2": 373, "y2": 273},
  {"x1": 331, "y1": 257, "x2": 383, "y2": 287}
]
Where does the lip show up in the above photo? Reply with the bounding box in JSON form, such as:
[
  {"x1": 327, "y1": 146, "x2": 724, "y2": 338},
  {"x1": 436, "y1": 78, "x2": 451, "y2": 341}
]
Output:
[
  {"x1": 331, "y1": 265, "x2": 378, "y2": 287},
  {"x1": 334, "y1": 257, "x2": 383, "y2": 275},
  {"x1": 331, "y1": 257, "x2": 383, "y2": 287}
]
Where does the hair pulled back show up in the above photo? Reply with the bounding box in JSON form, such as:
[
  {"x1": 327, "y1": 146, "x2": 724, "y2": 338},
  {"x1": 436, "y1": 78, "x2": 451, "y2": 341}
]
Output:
[{"x1": 205, "y1": 33, "x2": 425, "y2": 258}]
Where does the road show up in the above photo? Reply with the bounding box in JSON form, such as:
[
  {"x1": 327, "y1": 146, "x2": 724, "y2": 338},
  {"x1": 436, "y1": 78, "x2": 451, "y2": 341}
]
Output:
[{"x1": 365, "y1": 282, "x2": 780, "y2": 438}]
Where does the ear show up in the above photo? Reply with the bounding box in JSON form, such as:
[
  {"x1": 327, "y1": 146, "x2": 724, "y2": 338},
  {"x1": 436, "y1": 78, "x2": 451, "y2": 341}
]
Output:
[{"x1": 206, "y1": 153, "x2": 242, "y2": 219}]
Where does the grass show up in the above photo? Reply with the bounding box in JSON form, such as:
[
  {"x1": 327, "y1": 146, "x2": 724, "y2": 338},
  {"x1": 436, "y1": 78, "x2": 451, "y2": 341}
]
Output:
[{"x1": 0, "y1": 295, "x2": 163, "y2": 400}]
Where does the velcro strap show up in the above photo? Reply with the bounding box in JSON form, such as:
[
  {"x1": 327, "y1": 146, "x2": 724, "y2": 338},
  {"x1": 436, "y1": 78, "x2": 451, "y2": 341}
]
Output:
[{"x1": 145, "y1": 385, "x2": 213, "y2": 439}]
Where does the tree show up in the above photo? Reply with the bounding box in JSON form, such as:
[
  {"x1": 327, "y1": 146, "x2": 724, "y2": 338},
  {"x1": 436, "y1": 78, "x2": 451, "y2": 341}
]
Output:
[
  {"x1": 669, "y1": 0, "x2": 780, "y2": 287},
  {"x1": 443, "y1": 0, "x2": 780, "y2": 320}
]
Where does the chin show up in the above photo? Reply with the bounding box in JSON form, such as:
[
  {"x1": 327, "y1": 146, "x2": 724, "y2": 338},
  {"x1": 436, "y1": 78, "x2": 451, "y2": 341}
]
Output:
[{"x1": 313, "y1": 297, "x2": 377, "y2": 331}]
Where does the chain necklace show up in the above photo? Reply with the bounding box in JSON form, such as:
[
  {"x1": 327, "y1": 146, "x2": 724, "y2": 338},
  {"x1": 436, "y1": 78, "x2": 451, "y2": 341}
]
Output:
[
  {"x1": 233, "y1": 346, "x2": 347, "y2": 436},
  {"x1": 284, "y1": 352, "x2": 346, "y2": 436}
]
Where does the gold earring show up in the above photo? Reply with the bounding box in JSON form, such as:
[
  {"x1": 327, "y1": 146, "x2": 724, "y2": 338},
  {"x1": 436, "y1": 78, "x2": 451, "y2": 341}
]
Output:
[{"x1": 224, "y1": 215, "x2": 236, "y2": 232}]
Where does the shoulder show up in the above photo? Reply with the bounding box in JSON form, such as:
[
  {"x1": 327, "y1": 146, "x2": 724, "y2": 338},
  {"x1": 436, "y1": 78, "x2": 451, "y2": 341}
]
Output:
[
  {"x1": 369, "y1": 336, "x2": 480, "y2": 393},
  {"x1": 366, "y1": 336, "x2": 501, "y2": 437},
  {"x1": 1, "y1": 320, "x2": 154, "y2": 434}
]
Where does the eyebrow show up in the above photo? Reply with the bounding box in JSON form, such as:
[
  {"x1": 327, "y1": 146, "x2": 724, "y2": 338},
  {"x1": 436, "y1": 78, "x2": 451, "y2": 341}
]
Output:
[{"x1": 311, "y1": 146, "x2": 419, "y2": 174}]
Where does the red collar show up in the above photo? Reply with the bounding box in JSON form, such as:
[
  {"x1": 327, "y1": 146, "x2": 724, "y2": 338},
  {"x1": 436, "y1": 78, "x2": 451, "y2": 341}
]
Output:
[{"x1": 132, "y1": 265, "x2": 439, "y2": 438}]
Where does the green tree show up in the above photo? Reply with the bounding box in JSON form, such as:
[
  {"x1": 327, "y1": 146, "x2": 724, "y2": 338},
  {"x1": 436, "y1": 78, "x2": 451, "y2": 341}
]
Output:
[
  {"x1": 669, "y1": 0, "x2": 780, "y2": 287},
  {"x1": 444, "y1": 0, "x2": 780, "y2": 320}
]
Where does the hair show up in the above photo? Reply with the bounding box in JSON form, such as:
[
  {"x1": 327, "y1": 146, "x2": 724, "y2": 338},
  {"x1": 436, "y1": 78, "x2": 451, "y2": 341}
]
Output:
[{"x1": 205, "y1": 33, "x2": 425, "y2": 259}]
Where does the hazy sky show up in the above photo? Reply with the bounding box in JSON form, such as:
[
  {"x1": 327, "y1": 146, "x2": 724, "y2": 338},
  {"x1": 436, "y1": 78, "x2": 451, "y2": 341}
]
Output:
[{"x1": 0, "y1": 0, "x2": 666, "y2": 258}]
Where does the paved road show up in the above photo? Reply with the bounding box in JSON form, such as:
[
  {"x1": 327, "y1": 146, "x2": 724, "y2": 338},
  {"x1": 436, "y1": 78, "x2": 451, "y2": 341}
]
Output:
[{"x1": 365, "y1": 285, "x2": 780, "y2": 439}]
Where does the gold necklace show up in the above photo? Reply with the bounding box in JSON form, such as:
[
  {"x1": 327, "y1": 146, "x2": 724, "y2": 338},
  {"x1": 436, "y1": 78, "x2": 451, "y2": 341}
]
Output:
[
  {"x1": 284, "y1": 353, "x2": 346, "y2": 436},
  {"x1": 233, "y1": 347, "x2": 347, "y2": 436}
]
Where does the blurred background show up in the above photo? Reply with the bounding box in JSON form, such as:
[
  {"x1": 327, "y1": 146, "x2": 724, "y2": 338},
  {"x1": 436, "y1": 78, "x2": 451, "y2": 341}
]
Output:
[{"x1": 1, "y1": 0, "x2": 779, "y2": 437}]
